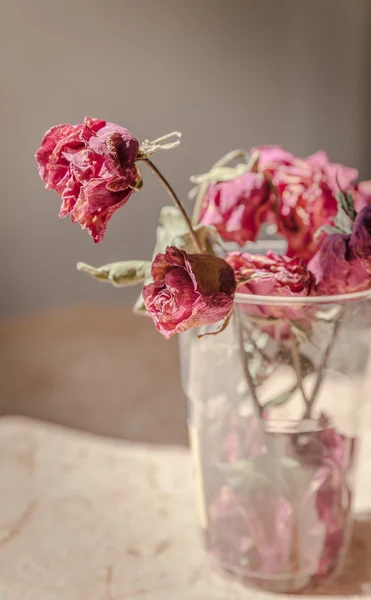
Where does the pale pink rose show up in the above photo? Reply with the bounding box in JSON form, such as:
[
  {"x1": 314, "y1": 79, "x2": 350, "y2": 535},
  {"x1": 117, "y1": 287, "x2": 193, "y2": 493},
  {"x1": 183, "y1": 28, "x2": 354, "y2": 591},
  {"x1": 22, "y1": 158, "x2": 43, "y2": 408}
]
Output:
[
  {"x1": 35, "y1": 117, "x2": 139, "y2": 242},
  {"x1": 198, "y1": 172, "x2": 271, "y2": 246},
  {"x1": 308, "y1": 232, "x2": 371, "y2": 295},
  {"x1": 143, "y1": 246, "x2": 236, "y2": 339}
]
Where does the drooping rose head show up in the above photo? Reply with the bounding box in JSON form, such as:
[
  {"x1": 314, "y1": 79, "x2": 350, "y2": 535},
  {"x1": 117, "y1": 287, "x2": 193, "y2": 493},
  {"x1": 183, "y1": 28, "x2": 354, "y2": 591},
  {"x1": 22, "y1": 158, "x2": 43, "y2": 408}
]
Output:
[
  {"x1": 198, "y1": 172, "x2": 271, "y2": 246},
  {"x1": 143, "y1": 246, "x2": 236, "y2": 339},
  {"x1": 349, "y1": 205, "x2": 371, "y2": 275},
  {"x1": 308, "y1": 232, "x2": 371, "y2": 295},
  {"x1": 35, "y1": 117, "x2": 140, "y2": 242},
  {"x1": 226, "y1": 251, "x2": 313, "y2": 338}
]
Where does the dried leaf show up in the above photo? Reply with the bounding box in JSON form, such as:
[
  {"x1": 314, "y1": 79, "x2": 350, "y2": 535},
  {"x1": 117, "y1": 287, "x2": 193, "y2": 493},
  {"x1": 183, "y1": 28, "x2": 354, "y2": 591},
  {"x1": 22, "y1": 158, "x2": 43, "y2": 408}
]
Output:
[{"x1": 77, "y1": 260, "x2": 151, "y2": 287}]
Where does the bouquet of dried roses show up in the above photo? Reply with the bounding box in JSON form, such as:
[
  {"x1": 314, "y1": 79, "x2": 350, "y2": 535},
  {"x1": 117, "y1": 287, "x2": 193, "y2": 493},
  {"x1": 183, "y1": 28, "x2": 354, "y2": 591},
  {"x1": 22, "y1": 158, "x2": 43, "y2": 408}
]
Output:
[{"x1": 36, "y1": 118, "x2": 371, "y2": 593}]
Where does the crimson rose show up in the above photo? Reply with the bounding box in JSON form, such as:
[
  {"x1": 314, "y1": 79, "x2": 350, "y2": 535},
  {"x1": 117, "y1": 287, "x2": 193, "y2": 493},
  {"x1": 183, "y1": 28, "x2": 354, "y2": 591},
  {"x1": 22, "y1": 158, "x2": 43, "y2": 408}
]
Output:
[
  {"x1": 143, "y1": 246, "x2": 236, "y2": 339},
  {"x1": 35, "y1": 116, "x2": 140, "y2": 242}
]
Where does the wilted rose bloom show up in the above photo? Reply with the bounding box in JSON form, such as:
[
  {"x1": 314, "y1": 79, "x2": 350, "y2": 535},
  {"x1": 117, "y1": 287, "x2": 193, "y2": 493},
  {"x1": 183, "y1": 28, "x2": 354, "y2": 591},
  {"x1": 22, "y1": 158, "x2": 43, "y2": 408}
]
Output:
[
  {"x1": 226, "y1": 251, "x2": 313, "y2": 338},
  {"x1": 308, "y1": 232, "x2": 371, "y2": 295},
  {"x1": 274, "y1": 179, "x2": 338, "y2": 262},
  {"x1": 198, "y1": 172, "x2": 271, "y2": 246},
  {"x1": 35, "y1": 116, "x2": 140, "y2": 242},
  {"x1": 227, "y1": 251, "x2": 313, "y2": 297},
  {"x1": 143, "y1": 246, "x2": 236, "y2": 339},
  {"x1": 253, "y1": 147, "x2": 358, "y2": 262},
  {"x1": 349, "y1": 205, "x2": 371, "y2": 275}
]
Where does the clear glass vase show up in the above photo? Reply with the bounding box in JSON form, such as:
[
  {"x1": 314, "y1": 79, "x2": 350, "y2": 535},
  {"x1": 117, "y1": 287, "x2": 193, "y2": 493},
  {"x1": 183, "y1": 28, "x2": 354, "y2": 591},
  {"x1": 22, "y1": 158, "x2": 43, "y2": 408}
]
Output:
[{"x1": 180, "y1": 288, "x2": 371, "y2": 593}]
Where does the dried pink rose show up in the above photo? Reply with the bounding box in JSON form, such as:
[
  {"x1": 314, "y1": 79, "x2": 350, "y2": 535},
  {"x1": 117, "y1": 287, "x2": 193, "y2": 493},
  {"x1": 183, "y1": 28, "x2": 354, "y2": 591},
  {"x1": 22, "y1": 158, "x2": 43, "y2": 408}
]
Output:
[
  {"x1": 275, "y1": 179, "x2": 338, "y2": 262},
  {"x1": 198, "y1": 172, "x2": 271, "y2": 245},
  {"x1": 349, "y1": 205, "x2": 371, "y2": 275},
  {"x1": 143, "y1": 246, "x2": 236, "y2": 339},
  {"x1": 227, "y1": 251, "x2": 313, "y2": 340},
  {"x1": 227, "y1": 251, "x2": 313, "y2": 298},
  {"x1": 308, "y1": 233, "x2": 371, "y2": 295},
  {"x1": 35, "y1": 116, "x2": 140, "y2": 242},
  {"x1": 254, "y1": 147, "x2": 358, "y2": 262}
]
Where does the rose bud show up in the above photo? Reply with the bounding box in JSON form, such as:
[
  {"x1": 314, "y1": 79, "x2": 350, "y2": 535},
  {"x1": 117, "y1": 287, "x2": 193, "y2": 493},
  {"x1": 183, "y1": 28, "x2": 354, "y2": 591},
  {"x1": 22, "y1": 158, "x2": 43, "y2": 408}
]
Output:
[
  {"x1": 198, "y1": 172, "x2": 271, "y2": 246},
  {"x1": 143, "y1": 246, "x2": 236, "y2": 339},
  {"x1": 35, "y1": 116, "x2": 140, "y2": 242},
  {"x1": 308, "y1": 233, "x2": 371, "y2": 295}
]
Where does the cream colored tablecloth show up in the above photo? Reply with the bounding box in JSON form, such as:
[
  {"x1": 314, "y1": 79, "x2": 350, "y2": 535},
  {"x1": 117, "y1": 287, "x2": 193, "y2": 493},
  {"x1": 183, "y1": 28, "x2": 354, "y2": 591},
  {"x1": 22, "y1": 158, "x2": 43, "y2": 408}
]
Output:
[{"x1": 0, "y1": 415, "x2": 370, "y2": 600}]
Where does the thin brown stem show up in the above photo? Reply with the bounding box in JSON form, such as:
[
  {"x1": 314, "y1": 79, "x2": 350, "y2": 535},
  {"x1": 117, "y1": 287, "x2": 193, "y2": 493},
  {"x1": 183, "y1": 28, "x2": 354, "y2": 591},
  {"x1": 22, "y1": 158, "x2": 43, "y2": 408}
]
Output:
[
  {"x1": 143, "y1": 158, "x2": 202, "y2": 253},
  {"x1": 235, "y1": 310, "x2": 263, "y2": 417},
  {"x1": 303, "y1": 310, "x2": 344, "y2": 419},
  {"x1": 290, "y1": 330, "x2": 309, "y2": 410}
]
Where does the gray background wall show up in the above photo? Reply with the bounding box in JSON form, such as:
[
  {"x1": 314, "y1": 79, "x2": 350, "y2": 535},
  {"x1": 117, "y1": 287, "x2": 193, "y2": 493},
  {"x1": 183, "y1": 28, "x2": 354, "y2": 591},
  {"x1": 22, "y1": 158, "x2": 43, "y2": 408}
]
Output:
[{"x1": 1, "y1": 0, "x2": 370, "y2": 315}]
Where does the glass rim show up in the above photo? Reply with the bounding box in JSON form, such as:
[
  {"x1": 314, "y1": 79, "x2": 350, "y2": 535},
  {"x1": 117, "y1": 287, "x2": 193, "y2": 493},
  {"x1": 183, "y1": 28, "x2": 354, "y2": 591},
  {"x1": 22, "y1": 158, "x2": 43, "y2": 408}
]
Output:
[{"x1": 235, "y1": 287, "x2": 371, "y2": 306}]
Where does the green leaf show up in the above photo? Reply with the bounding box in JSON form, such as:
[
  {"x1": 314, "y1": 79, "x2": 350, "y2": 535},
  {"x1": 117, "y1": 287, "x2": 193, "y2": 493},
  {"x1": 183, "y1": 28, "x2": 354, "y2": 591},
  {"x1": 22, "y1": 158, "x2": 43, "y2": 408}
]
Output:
[
  {"x1": 315, "y1": 188, "x2": 356, "y2": 239},
  {"x1": 314, "y1": 223, "x2": 343, "y2": 240},
  {"x1": 337, "y1": 188, "x2": 357, "y2": 221},
  {"x1": 77, "y1": 260, "x2": 151, "y2": 287},
  {"x1": 333, "y1": 189, "x2": 356, "y2": 234}
]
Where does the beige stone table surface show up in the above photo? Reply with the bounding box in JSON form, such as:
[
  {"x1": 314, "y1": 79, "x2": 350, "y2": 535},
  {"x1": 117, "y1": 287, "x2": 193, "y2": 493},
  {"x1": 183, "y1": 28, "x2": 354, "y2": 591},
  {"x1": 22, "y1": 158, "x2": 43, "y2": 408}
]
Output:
[{"x1": 0, "y1": 415, "x2": 370, "y2": 600}]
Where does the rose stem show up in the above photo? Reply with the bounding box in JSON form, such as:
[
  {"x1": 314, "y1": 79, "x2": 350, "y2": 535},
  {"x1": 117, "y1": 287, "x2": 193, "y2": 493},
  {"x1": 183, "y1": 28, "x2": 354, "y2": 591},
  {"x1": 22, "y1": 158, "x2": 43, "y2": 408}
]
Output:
[
  {"x1": 235, "y1": 309, "x2": 263, "y2": 418},
  {"x1": 143, "y1": 158, "x2": 203, "y2": 253},
  {"x1": 191, "y1": 149, "x2": 250, "y2": 226},
  {"x1": 303, "y1": 311, "x2": 343, "y2": 420},
  {"x1": 290, "y1": 331, "x2": 309, "y2": 410}
]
